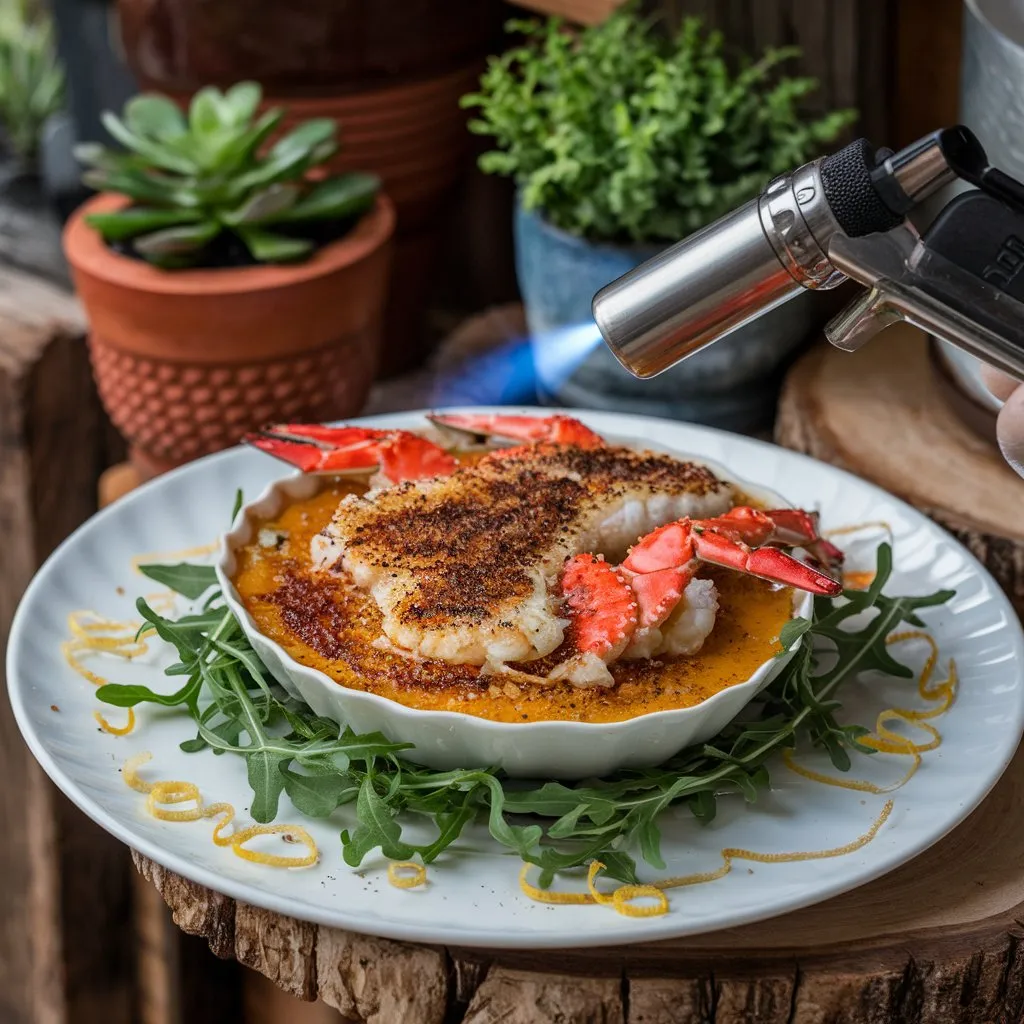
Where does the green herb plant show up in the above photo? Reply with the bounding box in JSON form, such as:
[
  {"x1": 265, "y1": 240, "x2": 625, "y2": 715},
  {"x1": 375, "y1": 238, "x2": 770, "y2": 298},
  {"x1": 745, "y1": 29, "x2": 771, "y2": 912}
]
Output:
[
  {"x1": 97, "y1": 521, "x2": 953, "y2": 887},
  {"x1": 462, "y1": 8, "x2": 855, "y2": 243},
  {"x1": 76, "y1": 82, "x2": 379, "y2": 268},
  {"x1": 0, "y1": 0, "x2": 64, "y2": 164}
]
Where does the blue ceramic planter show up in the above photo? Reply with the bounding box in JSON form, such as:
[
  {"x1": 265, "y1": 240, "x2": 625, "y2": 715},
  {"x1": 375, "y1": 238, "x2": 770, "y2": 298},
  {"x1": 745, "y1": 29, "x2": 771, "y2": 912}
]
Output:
[{"x1": 513, "y1": 201, "x2": 821, "y2": 430}]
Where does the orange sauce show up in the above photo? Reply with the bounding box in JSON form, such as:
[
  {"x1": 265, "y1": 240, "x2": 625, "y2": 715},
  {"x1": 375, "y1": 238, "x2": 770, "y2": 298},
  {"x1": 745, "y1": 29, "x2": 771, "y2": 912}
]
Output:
[{"x1": 231, "y1": 480, "x2": 794, "y2": 724}]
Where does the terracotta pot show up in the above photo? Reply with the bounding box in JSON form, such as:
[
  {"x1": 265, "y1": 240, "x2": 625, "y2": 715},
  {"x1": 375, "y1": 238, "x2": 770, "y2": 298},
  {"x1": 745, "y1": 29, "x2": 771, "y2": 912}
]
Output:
[
  {"x1": 116, "y1": 0, "x2": 499, "y2": 95},
  {"x1": 271, "y1": 64, "x2": 482, "y2": 231},
  {"x1": 116, "y1": 0, "x2": 498, "y2": 378},
  {"x1": 269, "y1": 66, "x2": 483, "y2": 376},
  {"x1": 64, "y1": 193, "x2": 395, "y2": 479}
]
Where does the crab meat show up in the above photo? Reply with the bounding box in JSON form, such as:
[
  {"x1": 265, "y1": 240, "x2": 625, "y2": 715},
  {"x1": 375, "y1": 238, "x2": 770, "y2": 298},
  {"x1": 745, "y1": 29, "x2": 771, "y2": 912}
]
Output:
[{"x1": 245, "y1": 412, "x2": 843, "y2": 687}]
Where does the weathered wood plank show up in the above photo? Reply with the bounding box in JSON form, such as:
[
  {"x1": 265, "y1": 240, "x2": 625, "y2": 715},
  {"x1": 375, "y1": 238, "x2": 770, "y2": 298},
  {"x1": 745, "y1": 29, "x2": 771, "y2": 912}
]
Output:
[{"x1": 0, "y1": 265, "x2": 131, "y2": 1024}]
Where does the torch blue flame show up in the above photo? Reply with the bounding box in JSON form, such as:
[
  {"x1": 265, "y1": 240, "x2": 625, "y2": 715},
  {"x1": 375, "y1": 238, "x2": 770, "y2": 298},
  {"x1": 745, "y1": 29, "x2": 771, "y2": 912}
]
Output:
[{"x1": 431, "y1": 319, "x2": 604, "y2": 408}]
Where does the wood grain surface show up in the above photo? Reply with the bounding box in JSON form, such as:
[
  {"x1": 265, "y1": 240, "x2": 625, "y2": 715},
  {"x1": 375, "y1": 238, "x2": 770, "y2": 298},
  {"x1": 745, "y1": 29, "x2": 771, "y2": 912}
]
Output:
[{"x1": 0, "y1": 266, "x2": 132, "y2": 1024}]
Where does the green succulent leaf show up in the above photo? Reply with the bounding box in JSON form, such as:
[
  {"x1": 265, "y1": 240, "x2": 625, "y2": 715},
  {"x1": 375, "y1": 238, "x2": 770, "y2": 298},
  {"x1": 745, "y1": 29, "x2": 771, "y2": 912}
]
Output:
[
  {"x1": 125, "y1": 94, "x2": 188, "y2": 140},
  {"x1": 133, "y1": 220, "x2": 222, "y2": 258},
  {"x1": 100, "y1": 111, "x2": 198, "y2": 174},
  {"x1": 224, "y1": 82, "x2": 262, "y2": 124},
  {"x1": 84, "y1": 208, "x2": 205, "y2": 241},
  {"x1": 236, "y1": 227, "x2": 314, "y2": 263},
  {"x1": 274, "y1": 173, "x2": 379, "y2": 223},
  {"x1": 222, "y1": 182, "x2": 301, "y2": 225},
  {"x1": 82, "y1": 167, "x2": 198, "y2": 207},
  {"x1": 189, "y1": 86, "x2": 228, "y2": 137},
  {"x1": 270, "y1": 118, "x2": 336, "y2": 160}
]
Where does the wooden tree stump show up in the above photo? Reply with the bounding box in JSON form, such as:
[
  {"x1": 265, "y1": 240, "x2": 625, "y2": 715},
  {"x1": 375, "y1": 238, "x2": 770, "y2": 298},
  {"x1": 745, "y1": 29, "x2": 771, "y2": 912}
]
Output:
[
  {"x1": 775, "y1": 324, "x2": 1024, "y2": 617},
  {"x1": 131, "y1": 704, "x2": 1024, "y2": 1024},
  {"x1": 118, "y1": 317, "x2": 1024, "y2": 1023}
]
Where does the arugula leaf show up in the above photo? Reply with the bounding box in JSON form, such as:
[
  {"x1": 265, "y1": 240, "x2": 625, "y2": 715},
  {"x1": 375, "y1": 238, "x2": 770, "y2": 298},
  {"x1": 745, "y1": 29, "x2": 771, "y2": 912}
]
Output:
[
  {"x1": 281, "y1": 766, "x2": 358, "y2": 817},
  {"x1": 137, "y1": 563, "x2": 217, "y2": 599}
]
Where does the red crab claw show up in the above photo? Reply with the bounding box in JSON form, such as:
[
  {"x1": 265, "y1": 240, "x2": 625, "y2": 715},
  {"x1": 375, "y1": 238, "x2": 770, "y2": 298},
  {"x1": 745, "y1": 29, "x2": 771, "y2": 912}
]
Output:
[
  {"x1": 427, "y1": 412, "x2": 604, "y2": 449},
  {"x1": 691, "y1": 529, "x2": 843, "y2": 596},
  {"x1": 560, "y1": 554, "x2": 638, "y2": 660},
  {"x1": 620, "y1": 522, "x2": 698, "y2": 629},
  {"x1": 244, "y1": 424, "x2": 457, "y2": 484},
  {"x1": 708, "y1": 506, "x2": 845, "y2": 573},
  {"x1": 621, "y1": 513, "x2": 842, "y2": 599}
]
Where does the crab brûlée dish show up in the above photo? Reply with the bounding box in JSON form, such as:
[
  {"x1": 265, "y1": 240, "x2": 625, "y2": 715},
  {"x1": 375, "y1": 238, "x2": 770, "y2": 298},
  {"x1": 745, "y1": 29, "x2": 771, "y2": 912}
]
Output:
[{"x1": 231, "y1": 414, "x2": 843, "y2": 724}]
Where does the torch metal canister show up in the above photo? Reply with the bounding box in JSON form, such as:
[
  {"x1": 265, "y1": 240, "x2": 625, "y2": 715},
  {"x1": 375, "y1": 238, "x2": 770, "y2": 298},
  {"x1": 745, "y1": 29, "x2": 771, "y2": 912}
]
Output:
[{"x1": 592, "y1": 162, "x2": 846, "y2": 378}]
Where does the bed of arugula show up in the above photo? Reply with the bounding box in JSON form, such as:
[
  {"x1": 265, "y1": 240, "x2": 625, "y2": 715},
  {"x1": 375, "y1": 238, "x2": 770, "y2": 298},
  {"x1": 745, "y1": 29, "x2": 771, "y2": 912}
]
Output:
[{"x1": 97, "y1": 500, "x2": 954, "y2": 887}]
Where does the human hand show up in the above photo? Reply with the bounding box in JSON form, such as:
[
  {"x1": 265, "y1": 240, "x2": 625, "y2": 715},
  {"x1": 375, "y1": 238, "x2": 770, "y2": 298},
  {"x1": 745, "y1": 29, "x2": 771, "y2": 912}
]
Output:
[{"x1": 981, "y1": 366, "x2": 1024, "y2": 477}]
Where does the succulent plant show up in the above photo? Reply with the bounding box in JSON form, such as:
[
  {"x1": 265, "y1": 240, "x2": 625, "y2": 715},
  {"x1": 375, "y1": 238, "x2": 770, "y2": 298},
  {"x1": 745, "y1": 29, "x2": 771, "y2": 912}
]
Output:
[
  {"x1": 0, "y1": 0, "x2": 64, "y2": 164},
  {"x1": 76, "y1": 82, "x2": 380, "y2": 268}
]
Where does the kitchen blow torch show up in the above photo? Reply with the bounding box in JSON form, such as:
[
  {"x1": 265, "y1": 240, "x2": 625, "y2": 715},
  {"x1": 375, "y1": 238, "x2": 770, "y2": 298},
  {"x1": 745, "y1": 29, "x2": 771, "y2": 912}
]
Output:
[{"x1": 591, "y1": 125, "x2": 1024, "y2": 384}]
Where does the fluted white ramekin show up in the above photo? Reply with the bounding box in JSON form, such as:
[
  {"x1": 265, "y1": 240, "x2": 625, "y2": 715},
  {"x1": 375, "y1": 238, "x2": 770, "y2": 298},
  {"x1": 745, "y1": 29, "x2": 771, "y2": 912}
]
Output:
[{"x1": 216, "y1": 438, "x2": 811, "y2": 779}]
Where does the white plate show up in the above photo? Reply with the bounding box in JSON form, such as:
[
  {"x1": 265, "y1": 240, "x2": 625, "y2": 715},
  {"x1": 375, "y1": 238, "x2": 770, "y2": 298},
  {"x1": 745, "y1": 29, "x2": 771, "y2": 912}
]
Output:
[{"x1": 7, "y1": 408, "x2": 1024, "y2": 950}]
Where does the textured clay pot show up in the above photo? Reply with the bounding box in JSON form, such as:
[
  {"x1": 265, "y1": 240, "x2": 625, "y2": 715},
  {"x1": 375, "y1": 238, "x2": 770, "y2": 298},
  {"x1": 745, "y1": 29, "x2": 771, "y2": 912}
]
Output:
[
  {"x1": 64, "y1": 192, "x2": 395, "y2": 479},
  {"x1": 116, "y1": 0, "x2": 501, "y2": 378},
  {"x1": 115, "y1": 0, "x2": 497, "y2": 95},
  {"x1": 152, "y1": 66, "x2": 481, "y2": 378}
]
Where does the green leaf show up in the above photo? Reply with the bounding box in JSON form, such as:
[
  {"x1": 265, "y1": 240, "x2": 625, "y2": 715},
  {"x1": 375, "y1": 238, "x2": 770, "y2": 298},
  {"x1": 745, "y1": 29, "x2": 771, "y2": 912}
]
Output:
[
  {"x1": 133, "y1": 220, "x2": 221, "y2": 258},
  {"x1": 778, "y1": 617, "x2": 811, "y2": 652},
  {"x1": 270, "y1": 118, "x2": 336, "y2": 160},
  {"x1": 100, "y1": 111, "x2": 197, "y2": 174},
  {"x1": 84, "y1": 208, "x2": 205, "y2": 241},
  {"x1": 236, "y1": 227, "x2": 314, "y2": 264},
  {"x1": 247, "y1": 753, "x2": 288, "y2": 823},
  {"x1": 97, "y1": 673, "x2": 202, "y2": 709},
  {"x1": 224, "y1": 82, "x2": 262, "y2": 125},
  {"x1": 137, "y1": 562, "x2": 218, "y2": 600},
  {"x1": 125, "y1": 94, "x2": 187, "y2": 140},
  {"x1": 281, "y1": 766, "x2": 357, "y2": 817},
  {"x1": 82, "y1": 167, "x2": 197, "y2": 207},
  {"x1": 231, "y1": 489, "x2": 244, "y2": 524},
  {"x1": 267, "y1": 173, "x2": 379, "y2": 224},
  {"x1": 341, "y1": 777, "x2": 415, "y2": 866},
  {"x1": 221, "y1": 183, "x2": 301, "y2": 226},
  {"x1": 189, "y1": 87, "x2": 226, "y2": 137}
]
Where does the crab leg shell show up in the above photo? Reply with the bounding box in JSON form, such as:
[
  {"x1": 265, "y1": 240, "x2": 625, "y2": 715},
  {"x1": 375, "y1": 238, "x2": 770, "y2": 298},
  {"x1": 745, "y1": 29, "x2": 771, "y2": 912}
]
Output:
[
  {"x1": 559, "y1": 554, "x2": 638, "y2": 660},
  {"x1": 690, "y1": 529, "x2": 842, "y2": 595},
  {"x1": 428, "y1": 412, "x2": 605, "y2": 449},
  {"x1": 244, "y1": 424, "x2": 457, "y2": 482}
]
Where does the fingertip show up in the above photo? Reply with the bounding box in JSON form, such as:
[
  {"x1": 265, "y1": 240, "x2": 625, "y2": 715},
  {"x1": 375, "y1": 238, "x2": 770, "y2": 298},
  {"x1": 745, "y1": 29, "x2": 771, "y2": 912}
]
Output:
[
  {"x1": 995, "y1": 385, "x2": 1024, "y2": 479},
  {"x1": 980, "y1": 364, "x2": 1021, "y2": 403}
]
